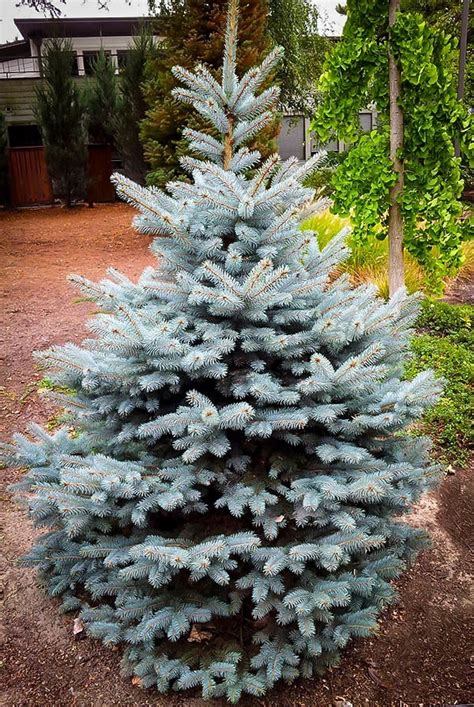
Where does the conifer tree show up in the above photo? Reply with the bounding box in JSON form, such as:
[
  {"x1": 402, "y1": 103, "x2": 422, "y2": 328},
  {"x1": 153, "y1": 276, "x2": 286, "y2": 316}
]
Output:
[
  {"x1": 115, "y1": 30, "x2": 154, "y2": 184},
  {"x1": 5, "y1": 2, "x2": 443, "y2": 700},
  {"x1": 141, "y1": 0, "x2": 277, "y2": 187},
  {"x1": 85, "y1": 48, "x2": 120, "y2": 145},
  {"x1": 35, "y1": 38, "x2": 87, "y2": 207}
]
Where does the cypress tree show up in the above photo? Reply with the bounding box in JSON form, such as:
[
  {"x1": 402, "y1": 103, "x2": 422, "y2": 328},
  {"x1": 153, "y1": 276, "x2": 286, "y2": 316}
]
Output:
[
  {"x1": 85, "y1": 48, "x2": 120, "y2": 145},
  {"x1": 35, "y1": 38, "x2": 87, "y2": 207},
  {"x1": 5, "y1": 2, "x2": 442, "y2": 700},
  {"x1": 115, "y1": 30, "x2": 154, "y2": 185}
]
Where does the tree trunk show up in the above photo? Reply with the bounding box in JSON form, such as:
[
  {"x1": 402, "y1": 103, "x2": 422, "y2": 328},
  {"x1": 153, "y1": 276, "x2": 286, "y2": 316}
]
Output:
[
  {"x1": 455, "y1": 0, "x2": 470, "y2": 157},
  {"x1": 388, "y1": 0, "x2": 405, "y2": 297}
]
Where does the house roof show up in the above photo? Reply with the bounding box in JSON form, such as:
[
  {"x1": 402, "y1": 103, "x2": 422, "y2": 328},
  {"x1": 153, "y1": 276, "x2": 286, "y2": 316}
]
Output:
[
  {"x1": 14, "y1": 16, "x2": 156, "y2": 41},
  {"x1": 0, "y1": 39, "x2": 30, "y2": 60}
]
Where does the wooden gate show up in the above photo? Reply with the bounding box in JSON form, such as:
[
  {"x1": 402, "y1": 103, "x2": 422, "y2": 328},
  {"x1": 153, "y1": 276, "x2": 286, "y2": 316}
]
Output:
[
  {"x1": 7, "y1": 144, "x2": 115, "y2": 207},
  {"x1": 8, "y1": 146, "x2": 54, "y2": 207},
  {"x1": 87, "y1": 144, "x2": 115, "y2": 204}
]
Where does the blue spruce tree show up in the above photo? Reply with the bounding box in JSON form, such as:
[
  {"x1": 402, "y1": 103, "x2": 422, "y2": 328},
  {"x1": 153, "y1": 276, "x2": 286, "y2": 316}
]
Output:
[{"x1": 3, "y1": 1, "x2": 443, "y2": 700}]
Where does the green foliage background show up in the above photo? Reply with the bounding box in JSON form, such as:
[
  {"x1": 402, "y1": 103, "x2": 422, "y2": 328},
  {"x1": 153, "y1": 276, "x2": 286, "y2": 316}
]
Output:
[
  {"x1": 407, "y1": 300, "x2": 473, "y2": 467},
  {"x1": 267, "y1": 0, "x2": 329, "y2": 113},
  {"x1": 313, "y1": 0, "x2": 473, "y2": 294}
]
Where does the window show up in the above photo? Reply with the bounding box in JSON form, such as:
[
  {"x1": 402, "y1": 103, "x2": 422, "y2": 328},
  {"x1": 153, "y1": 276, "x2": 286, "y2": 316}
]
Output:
[
  {"x1": 83, "y1": 50, "x2": 110, "y2": 76},
  {"x1": 7, "y1": 125, "x2": 42, "y2": 148},
  {"x1": 117, "y1": 50, "x2": 129, "y2": 69},
  {"x1": 359, "y1": 112, "x2": 373, "y2": 132}
]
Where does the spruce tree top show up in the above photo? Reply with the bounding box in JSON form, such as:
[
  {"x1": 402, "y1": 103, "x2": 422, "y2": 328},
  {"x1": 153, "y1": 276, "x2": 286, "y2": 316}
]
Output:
[{"x1": 5, "y1": 1, "x2": 442, "y2": 701}]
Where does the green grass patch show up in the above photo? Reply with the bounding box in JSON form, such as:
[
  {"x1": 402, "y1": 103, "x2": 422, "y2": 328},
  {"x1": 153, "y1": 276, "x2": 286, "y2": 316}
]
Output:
[
  {"x1": 416, "y1": 299, "x2": 473, "y2": 346},
  {"x1": 406, "y1": 301, "x2": 473, "y2": 467},
  {"x1": 37, "y1": 377, "x2": 76, "y2": 396}
]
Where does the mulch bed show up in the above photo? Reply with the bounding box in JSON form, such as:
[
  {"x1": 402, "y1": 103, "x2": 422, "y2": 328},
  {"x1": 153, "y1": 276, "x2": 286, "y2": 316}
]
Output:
[{"x1": 1, "y1": 204, "x2": 472, "y2": 706}]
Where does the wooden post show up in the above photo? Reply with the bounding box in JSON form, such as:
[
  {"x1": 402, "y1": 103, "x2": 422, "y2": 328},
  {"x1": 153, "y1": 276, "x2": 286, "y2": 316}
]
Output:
[{"x1": 388, "y1": 0, "x2": 405, "y2": 296}]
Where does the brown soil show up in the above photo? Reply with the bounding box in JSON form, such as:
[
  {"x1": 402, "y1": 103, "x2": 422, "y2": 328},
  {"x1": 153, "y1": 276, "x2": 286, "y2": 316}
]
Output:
[{"x1": 1, "y1": 205, "x2": 472, "y2": 707}]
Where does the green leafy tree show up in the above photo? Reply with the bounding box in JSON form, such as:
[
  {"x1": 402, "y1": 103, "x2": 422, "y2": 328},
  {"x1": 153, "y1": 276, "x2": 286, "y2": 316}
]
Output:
[
  {"x1": 338, "y1": 0, "x2": 473, "y2": 104},
  {"x1": 403, "y1": 0, "x2": 473, "y2": 105},
  {"x1": 268, "y1": 0, "x2": 329, "y2": 112},
  {"x1": 115, "y1": 30, "x2": 154, "y2": 184},
  {"x1": 85, "y1": 49, "x2": 120, "y2": 145},
  {"x1": 313, "y1": 0, "x2": 473, "y2": 295},
  {"x1": 35, "y1": 38, "x2": 87, "y2": 207}
]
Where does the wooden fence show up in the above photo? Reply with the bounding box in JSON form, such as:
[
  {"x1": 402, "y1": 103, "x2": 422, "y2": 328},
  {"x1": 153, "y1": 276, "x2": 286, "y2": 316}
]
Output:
[
  {"x1": 7, "y1": 146, "x2": 53, "y2": 207},
  {"x1": 7, "y1": 145, "x2": 115, "y2": 207}
]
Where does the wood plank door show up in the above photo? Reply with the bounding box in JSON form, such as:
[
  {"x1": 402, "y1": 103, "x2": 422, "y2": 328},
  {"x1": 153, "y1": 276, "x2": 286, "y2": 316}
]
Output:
[
  {"x1": 8, "y1": 146, "x2": 54, "y2": 207},
  {"x1": 87, "y1": 144, "x2": 115, "y2": 204}
]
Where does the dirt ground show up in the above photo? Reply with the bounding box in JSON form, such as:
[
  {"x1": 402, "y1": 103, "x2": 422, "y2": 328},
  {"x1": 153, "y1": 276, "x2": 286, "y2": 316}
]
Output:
[{"x1": 1, "y1": 204, "x2": 472, "y2": 707}]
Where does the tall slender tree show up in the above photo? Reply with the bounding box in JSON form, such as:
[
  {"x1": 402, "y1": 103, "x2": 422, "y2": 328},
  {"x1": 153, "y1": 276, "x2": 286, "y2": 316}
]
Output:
[
  {"x1": 387, "y1": 0, "x2": 404, "y2": 295},
  {"x1": 85, "y1": 48, "x2": 120, "y2": 145},
  {"x1": 313, "y1": 0, "x2": 472, "y2": 295},
  {"x1": 35, "y1": 38, "x2": 87, "y2": 207},
  {"x1": 115, "y1": 30, "x2": 154, "y2": 184}
]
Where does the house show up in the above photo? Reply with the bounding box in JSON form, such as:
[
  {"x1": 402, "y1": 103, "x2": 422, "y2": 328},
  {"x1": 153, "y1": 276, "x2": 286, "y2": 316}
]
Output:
[
  {"x1": 278, "y1": 111, "x2": 376, "y2": 162},
  {"x1": 0, "y1": 17, "x2": 159, "y2": 205},
  {"x1": 0, "y1": 17, "x2": 156, "y2": 149}
]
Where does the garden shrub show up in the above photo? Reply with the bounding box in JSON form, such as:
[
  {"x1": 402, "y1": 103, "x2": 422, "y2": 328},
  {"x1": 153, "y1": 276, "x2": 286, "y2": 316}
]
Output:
[{"x1": 406, "y1": 311, "x2": 473, "y2": 468}]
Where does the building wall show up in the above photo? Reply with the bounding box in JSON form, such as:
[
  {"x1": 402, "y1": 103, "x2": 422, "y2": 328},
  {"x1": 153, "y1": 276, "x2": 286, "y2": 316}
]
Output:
[
  {"x1": 0, "y1": 35, "x2": 136, "y2": 136},
  {"x1": 0, "y1": 34, "x2": 161, "y2": 141},
  {"x1": 0, "y1": 77, "x2": 39, "y2": 124},
  {"x1": 0, "y1": 76, "x2": 94, "y2": 128},
  {"x1": 0, "y1": 35, "x2": 160, "y2": 79},
  {"x1": 277, "y1": 111, "x2": 376, "y2": 161}
]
